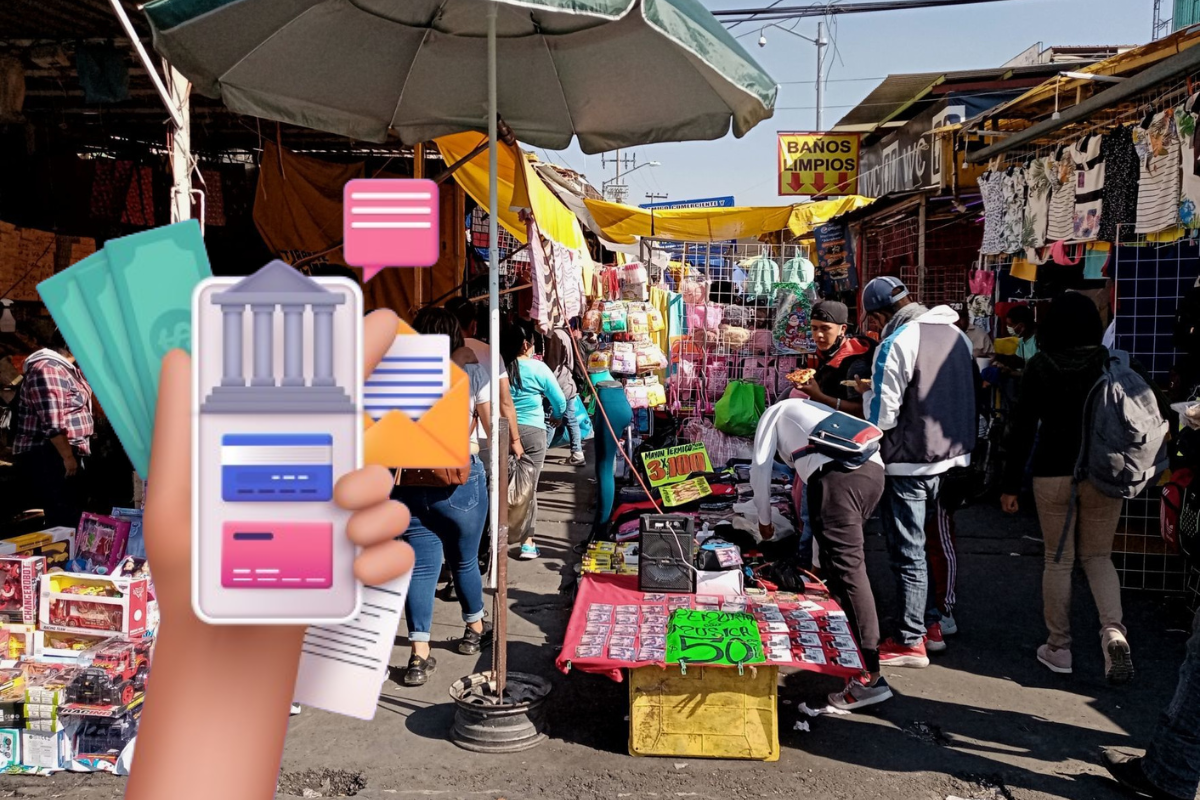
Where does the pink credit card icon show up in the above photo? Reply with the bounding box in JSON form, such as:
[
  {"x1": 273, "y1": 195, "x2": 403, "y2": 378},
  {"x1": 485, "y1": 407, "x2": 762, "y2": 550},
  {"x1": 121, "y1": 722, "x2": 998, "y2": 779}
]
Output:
[
  {"x1": 343, "y1": 178, "x2": 439, "y2": 280},
  {"x1": 222, "y1": 521, "x2": 333, "y2": 589}
]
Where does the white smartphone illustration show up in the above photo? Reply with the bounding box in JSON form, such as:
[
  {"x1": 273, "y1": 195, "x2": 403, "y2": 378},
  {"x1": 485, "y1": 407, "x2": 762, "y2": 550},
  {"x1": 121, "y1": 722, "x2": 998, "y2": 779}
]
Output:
[{"x1": 191, "y1": 261, "x2": 363, "y2": 624}]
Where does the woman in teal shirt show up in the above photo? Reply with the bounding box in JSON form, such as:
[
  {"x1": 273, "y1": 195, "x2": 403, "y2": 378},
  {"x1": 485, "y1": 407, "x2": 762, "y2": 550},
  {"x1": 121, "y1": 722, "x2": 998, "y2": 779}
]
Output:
[{"x1": 501, "y1": 324, "x2": 566, "y2": 560}]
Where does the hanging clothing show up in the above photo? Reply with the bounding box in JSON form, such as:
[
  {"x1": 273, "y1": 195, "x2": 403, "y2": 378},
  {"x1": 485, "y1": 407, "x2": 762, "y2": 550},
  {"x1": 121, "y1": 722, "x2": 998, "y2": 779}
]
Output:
[
  {"x1": 741, "y1": 254, "x2": 779, "y2": 299},
  {"x1": 526, "y1": 217, "x2": 557, "y2": 332},
  {"x1": 1046, "y1": 150, "x2": 1077, "y2": 242},
  {"x1": 780, "y1": 255, "x2": 814, "y2": 285},
  {"x1": 1001, "y1": 167, "x2": 1026, "y2": 254},
  {"x1": 1071, "y1": 134, "x2": 1105, "y2": 242},
  {"x1": 1177, "y1": 95, "x2": 1200, "y2": 233},
  {"x1": 1134, "y1": 110, "x2": 1182, "y2": 234},
  {"x1": 979, "y1": 171, "x2": 1006, "y2": 254},
  {"x1": 1023, "y1": 157, "x2": 1051, "y2": 250},
  {"x1": 1098, "y1": 126, "x2": 1140, "y2": 243}
]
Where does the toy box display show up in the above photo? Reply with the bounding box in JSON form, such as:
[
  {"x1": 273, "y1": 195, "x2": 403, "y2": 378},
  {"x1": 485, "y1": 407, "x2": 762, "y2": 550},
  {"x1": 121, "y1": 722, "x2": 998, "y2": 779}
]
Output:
[
  {"x1": 69, "y1": 514, "x2": 131, "y2": 576},
  {"x1": 108, "y1": 508, "x2": 144, "y2": 560},
  {"x1": 0, "y1": 623, "x2": 35, "y2": 663},
  {"x1": 0, "y1": 528, "x2": 74, "y2": 571},
  {"x1": 0, "y1": 727, "x2": 19, "y2": 768},
  {"x1": 0, "y1": 556, "x2": 44, "y2": 625},
  {"x1": 62, "y1": 639, "x2": 149, "y2": 711},
  {"x1": 33, "y1": 631, "x2": 111, "y2": 664},
  {"x1": 24, "y1": 663, "x2": 79, "y2": 732},
  {"x1": 71, "y1": 711, "x2": 137, "y2": 771},
  {"x1": 39, "y1": 573, "x2": 148, "y2": 637},
  {"x1": 22, "y1": 727, "x2": 71, "y2": 770}
]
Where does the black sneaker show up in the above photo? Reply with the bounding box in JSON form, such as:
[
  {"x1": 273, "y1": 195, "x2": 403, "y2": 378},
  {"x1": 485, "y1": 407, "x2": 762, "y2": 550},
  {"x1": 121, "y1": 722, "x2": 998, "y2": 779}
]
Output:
[
  {"x1": 1100, "y1": 749, "x2": 1188, "y2": 800},
  {"x1": 457, "y1": 623, "x2": 494, "y2": 655},
  {"x1": 402, "y1": 654, "x2": 437, "y2": 687}
]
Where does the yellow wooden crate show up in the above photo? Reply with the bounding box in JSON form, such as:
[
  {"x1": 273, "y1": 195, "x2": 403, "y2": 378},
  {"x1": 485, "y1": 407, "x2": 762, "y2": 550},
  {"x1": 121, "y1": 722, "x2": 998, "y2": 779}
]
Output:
[{"x1": 628, "y1": 664, "x2": 779, "y2": 761}]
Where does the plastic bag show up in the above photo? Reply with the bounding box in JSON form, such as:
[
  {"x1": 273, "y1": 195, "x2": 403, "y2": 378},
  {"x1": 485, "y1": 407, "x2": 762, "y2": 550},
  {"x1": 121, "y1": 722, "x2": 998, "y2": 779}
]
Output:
[
  {"x1": 507, "y1": 454, "x2": 538, "y2": 542},
  {"x1": 713, "y1": 380, "x2": 766, "y2": 437}
]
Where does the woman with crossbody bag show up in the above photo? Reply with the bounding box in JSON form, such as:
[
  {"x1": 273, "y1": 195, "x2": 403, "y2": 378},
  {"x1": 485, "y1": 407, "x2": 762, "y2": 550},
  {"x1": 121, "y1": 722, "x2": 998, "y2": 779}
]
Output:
[{"x1": 394, "y1": 308, "x2": 492, "y2": 687}]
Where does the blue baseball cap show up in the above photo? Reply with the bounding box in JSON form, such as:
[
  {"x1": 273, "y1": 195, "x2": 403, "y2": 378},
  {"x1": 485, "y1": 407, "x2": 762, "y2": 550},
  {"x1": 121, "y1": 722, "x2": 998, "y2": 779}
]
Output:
[{"x1": 862, "y1": 276, "x2": 910, "y2": 312}]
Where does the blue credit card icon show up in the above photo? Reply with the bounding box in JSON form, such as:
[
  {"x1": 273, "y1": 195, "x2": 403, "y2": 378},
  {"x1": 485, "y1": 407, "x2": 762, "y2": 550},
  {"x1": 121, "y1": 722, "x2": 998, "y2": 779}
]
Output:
[{"x1": 221, "y1": 433, "x2": 333, "y2": 502}]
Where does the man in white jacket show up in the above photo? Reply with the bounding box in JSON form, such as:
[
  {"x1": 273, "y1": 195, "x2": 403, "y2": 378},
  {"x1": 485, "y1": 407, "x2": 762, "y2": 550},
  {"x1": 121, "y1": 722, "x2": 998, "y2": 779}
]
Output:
[
  {"x1": 751, "y1": 398, "x2": 891, "y2": 710},
  {"x1": 861, "y1": 277, "x2": 977, "y2": 668}
]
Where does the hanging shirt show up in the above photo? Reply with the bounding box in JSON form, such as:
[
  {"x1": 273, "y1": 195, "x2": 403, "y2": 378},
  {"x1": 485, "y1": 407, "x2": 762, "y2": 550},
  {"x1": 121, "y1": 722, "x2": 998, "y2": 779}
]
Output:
[
  {"x1": 979, "y1": 171, "x2": 1007, "y2": 255},
  {"x1": 1000, "y1": 168, "x2": 1026, "y2": 254},
  {"x1": 1177, "y1": 94, "x2": 1200, "y2": 233},
  {"x1": 1134, "y1": 110, "x2": 1182, "y2": 234},
  {"x1": 1046, "y1": 151, "x2": 1077, "y2": 242},
  {"x1": 1071, "y1": 133, "x2": 1105, "y2": 241},
  {"x1": 1023, "y1": 157, "x2": 1051, "y2": 250},
  {"x1": 1099, "y1": 125, "x2": 1140, "y2": 243}
]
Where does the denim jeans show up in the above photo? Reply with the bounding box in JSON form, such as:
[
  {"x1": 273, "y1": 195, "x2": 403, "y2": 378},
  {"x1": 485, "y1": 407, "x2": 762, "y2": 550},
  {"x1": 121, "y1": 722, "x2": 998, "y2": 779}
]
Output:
[
  {"x1": 881, "y1": 474, "x2": 942, "y2": 646},
  {"x1": 794, "y1": 477, "x2": 813, "y2": 569},
  {"x1": 1143, "y1": 606, "x2": 1200, "y2": 799},
  {"x1": 564, "y1": 401, "x2": 583, "y2": 453},
  {"x1": 394, "y1": 458, "x2": 487, "y2": 643}
]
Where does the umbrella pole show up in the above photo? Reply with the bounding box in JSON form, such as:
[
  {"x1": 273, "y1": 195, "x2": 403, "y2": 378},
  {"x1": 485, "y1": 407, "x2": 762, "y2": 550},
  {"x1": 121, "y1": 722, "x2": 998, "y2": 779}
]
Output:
[{"x1": 486, "y1": 0, "x2": 507, "y2": 699}]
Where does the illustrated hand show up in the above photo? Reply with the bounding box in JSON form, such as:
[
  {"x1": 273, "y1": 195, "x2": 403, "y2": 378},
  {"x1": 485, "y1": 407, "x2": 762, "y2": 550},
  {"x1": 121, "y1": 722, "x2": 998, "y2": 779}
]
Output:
[
  {"x1": 1000, "y1": 493, "x2": 1019, "y2": 514},
  {"x1": 127, "y1": 309, "x2": 414, "y2": 800}
]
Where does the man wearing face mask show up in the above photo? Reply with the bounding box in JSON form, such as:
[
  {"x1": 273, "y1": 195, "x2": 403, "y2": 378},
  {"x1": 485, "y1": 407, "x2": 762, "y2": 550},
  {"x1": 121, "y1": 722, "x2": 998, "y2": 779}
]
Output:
[
  {"x1": 998, "y1": 305, "x2": 1038, "y2": 373},
  {"x1": 794, "y1": 300, "x2": 875, "y2": 419},
  {"x1": 860, "y1": 277, "x2": 979, "y2": 667}
]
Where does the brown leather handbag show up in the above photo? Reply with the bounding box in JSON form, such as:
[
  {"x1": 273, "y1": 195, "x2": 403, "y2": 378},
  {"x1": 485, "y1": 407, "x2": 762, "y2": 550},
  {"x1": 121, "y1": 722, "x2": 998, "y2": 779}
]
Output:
[{"x1": 395, "y1": 416, "x2": 478, "y2": 488}]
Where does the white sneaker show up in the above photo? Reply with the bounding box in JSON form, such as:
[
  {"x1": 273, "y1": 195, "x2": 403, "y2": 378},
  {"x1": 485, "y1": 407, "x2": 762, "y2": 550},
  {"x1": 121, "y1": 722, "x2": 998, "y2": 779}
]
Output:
[
  {"x1": 940, "y1": 613, "x2": 958, "y2": 636},
  {"x1": 290, "y1": 703, "x2": 302, "y2": 716}
]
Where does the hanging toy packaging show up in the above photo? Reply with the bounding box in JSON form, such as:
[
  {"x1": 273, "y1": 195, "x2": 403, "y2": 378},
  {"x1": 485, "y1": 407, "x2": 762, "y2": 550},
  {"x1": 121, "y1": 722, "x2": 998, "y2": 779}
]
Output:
[
  {"x1": 772, "y1": 285, "x2": 817, "y2": 354},
  {"x1": 602, "y1": 304, "x2": 628, "y2": 333}
]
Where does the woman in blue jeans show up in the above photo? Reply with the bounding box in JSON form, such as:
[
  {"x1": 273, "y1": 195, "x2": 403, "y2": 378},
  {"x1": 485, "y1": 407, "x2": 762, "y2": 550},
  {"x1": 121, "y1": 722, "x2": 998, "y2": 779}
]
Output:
[{"x1": 394, "y1": 308, "x2": 492, "y2": 687}]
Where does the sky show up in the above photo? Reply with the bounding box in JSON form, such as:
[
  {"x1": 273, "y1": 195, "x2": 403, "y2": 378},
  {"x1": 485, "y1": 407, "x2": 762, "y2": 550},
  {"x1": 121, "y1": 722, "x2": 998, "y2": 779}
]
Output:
[{"x1": 535, "y1": 0, "x2": 1150, "y2": 207}]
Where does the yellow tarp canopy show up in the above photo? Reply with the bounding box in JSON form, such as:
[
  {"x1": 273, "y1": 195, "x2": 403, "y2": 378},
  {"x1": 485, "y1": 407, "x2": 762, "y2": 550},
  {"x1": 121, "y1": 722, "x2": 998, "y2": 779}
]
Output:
[
  {"x1": 582, "y1": 195, "x2": 873, "y2": 243},
  {"x1": 434, "y1": 132, "x2": 587, "y2": 252}
]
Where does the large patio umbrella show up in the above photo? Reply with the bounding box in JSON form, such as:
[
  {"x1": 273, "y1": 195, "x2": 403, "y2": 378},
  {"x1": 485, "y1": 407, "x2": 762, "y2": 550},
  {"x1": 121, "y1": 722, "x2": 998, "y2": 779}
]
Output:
[{"x1": 143, "y1": 0, "x2": 776, "y2": 708}]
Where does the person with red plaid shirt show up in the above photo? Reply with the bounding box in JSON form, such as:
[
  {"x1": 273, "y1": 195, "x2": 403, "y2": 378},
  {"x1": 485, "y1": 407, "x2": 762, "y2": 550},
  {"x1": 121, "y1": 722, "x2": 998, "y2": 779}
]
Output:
[{"x1": 13, "y1": 329, "x2": 94, "y2": 528}]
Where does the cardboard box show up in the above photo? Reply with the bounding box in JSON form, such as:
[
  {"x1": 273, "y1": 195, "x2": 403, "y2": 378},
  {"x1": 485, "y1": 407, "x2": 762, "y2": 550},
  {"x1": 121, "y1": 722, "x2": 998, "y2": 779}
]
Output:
[
  {"x1": 0, "y1": 623, "x2": 35, "y2": 664},
  {"x1": 33, "y1": 631, "x2": 112, "y2": 664},
  {"x1": 21, "y1": 728, "x2": 70, "y2": 770},
  {"x1": 39, "y1": 574, "x2": 147, "y2": 637},
  {"x1": 70, "y1": 514, "x2": 130, "y2": 576},
  {"x1": 0, "y1": 556, "x2": 44, "y2": 625},
  {"x1": 0, "y1": 728, "x2": 19, "y2": 768},
  {"x1": 0, "y1": 528, "x2": 74, "y2": 571}
]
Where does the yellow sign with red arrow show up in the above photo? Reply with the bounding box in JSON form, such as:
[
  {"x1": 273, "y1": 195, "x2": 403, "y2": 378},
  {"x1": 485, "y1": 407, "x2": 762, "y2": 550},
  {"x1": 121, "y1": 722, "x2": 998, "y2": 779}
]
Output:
[{"x1": 778, "y1": 132, "x2": 860, "y2": 197}]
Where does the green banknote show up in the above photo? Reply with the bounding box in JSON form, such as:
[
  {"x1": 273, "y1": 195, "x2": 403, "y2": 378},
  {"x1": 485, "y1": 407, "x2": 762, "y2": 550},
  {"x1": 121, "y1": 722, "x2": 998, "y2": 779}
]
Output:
[{"x1": 104, "y1": 220, "x2": 212, "y2": 429}]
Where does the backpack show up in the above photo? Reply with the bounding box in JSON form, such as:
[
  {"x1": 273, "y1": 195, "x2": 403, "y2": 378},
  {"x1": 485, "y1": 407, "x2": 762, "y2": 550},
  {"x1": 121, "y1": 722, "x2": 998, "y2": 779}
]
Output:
[
  {"x1": 1055, "y1": 350, "x2": 1169, "y2": 561},
  {"x1": 792, "y1": 411, "x2": 883, "y2": 468},
  {"x1": 1076, "y1": 350, "x2": 1169, "y2": 500},
  {"x1": 1161, "y1": 468, "x2": 1200, "y2": 562}
]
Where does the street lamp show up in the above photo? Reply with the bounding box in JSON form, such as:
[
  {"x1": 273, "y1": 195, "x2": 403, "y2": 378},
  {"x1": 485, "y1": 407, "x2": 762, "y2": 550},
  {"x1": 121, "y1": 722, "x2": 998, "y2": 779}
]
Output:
[{"x1": 758, "y1": 21, "x2": 829, "y2": 130}]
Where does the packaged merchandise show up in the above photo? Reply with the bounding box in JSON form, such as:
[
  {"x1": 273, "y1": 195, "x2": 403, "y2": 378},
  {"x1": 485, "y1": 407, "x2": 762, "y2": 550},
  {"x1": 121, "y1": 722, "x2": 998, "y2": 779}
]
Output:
[
  {"x1": 0, "y1": 528, "x2": 75, "y2": 571},
  {"x1": 21, "y1": 728, "x2": 71, "y2": 770},
  {"x1": 0, "y1": 728, "x2": 19, "y2": 768},
  {"x1": 63, "y1": 639, "x2": 150, "y2": 711},
  {"x1": 602, "y1": 304, "x2": 628, "y2": 333},
  {"x1": 0, "y1": 624, "x2": 35, "y2": 662},
  {"x1": 34, "y1": 631, "x2": 114, "y2": 664},
  {"x1": 70, "y1": 513, "x2": 131, "y2": 575},
  {"x1": 0, "y1": 556, "x2": 44, "y2": 625},
  {"x1": 40, "y1": 574, "x2": 149, "y2": 638},
  {"x1": 108, "y1": 508, "x2": 144, "y2": 560}
]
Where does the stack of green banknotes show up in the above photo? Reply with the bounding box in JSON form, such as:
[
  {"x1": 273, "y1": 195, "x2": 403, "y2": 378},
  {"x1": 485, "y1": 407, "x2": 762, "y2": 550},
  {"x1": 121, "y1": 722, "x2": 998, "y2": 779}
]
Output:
[{"x1": 37, "y1": 220, "x2": 213, "y2": 478}]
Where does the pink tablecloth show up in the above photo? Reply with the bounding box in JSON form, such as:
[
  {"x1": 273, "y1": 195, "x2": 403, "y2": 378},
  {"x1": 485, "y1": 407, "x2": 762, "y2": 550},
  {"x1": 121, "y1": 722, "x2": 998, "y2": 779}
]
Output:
[{"x1": 556, "y1": 574, "x2": 862, "y2": 683}]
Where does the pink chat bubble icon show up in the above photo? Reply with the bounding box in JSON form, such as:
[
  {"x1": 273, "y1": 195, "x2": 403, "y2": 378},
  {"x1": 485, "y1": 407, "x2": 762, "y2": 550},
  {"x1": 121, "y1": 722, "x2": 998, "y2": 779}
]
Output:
[{"x1": 343, "y1": 178, "x2": 439, "y2": 280}]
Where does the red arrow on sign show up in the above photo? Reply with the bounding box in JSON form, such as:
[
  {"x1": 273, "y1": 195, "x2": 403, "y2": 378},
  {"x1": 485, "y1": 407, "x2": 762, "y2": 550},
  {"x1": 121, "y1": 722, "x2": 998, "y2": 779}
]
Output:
[
  {"x1": 812, "y1": 173, "x2": 827, "y2": 193},
  {"x1": 789, "y1": 172, "x2": 803, "y2": 192},
  {"x1": 838, "y1": 172, "x2": 849, "y2": 190}
]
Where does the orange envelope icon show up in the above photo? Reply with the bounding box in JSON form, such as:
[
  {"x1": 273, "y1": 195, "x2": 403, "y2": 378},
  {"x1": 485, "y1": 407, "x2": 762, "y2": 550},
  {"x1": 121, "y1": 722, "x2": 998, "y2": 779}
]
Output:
[{"x1": 362, "y1": 320, "x2": 470, "y2": 469}]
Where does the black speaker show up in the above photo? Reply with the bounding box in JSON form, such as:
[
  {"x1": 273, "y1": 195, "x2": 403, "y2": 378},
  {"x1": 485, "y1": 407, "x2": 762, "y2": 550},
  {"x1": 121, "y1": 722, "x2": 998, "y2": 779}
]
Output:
[{"x1": 638, "y1": 515, "x2": 696, "y2": 594}]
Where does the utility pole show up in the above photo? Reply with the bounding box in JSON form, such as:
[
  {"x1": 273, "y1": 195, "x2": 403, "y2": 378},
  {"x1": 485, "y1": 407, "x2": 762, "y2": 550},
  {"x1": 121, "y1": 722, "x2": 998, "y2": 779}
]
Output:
[
  {"x1": 645, "y1": 192, "x2": 669, "y2": 204},
  {"x1": 602, "y1": 149, "x2": 638, "y2": 203},
  {"x1": 815, "y1": 20, "x2": 827, "y2": 131},
  {"x1": 1153, "y1": 0, "x2": 1172, "y2": 40}
]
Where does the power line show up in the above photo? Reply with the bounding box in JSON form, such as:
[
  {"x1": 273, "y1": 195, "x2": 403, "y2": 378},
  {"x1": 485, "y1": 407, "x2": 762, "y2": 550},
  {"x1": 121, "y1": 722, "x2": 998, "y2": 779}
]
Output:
[{"x1": 714, "y1": 0, "x2": 1019, "y2": 22}]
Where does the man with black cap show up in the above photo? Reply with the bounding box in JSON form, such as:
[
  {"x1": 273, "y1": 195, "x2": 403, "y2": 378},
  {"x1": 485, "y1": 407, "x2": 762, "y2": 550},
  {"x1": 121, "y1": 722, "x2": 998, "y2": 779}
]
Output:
[
  {"x1": 794, "y1": 300, "x2": 875, "y2": 419},
  {"x1": 860, "y1": 276, "x2": 978, "y2": 667}
]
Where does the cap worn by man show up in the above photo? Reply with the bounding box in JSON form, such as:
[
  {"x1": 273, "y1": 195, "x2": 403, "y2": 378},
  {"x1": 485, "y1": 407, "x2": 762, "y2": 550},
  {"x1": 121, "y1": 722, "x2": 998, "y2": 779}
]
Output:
[
  {"x1": 811, "y1": 300, "x2": 849, "y2": 325},
  {"x1": 862, "y1": 276, "x2": 910, "y2": 312}
]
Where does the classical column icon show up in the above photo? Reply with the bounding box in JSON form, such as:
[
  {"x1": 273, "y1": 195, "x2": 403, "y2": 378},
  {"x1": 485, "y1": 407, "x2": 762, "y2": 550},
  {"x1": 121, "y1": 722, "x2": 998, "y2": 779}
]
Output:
[{"x1": 201, "y1": 260, "x2": 353, "y2": 414}]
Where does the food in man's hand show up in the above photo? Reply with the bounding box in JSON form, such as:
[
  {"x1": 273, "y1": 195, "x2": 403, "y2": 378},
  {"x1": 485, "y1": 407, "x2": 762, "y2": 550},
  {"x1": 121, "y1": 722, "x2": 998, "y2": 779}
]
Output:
[
  {"x1": 786, "y1": 368, "x2": 817, "y2": 385},
  {"x1": 840, "y1": 379, "x2": 860, "y2": 388}
]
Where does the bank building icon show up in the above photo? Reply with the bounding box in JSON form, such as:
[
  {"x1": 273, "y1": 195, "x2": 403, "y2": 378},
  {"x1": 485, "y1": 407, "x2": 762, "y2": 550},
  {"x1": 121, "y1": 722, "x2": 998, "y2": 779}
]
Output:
[{"x1": 201, "y1": 260, "x2": 355, "y2": 414}]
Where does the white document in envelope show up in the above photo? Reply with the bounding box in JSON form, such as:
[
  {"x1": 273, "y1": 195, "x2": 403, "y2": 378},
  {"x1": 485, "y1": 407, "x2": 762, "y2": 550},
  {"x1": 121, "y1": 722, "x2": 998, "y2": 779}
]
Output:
[{"x1": 293, "y1": 573, "x2": 412, "y2": 720}]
